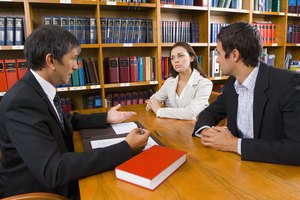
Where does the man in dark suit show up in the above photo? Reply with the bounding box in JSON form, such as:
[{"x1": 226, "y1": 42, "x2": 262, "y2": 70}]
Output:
[
  {"x1": 193, "y1": 22, "x2": 300, "y2": 165},
  {"x1": 0, "y1": 25, "x2": 151, "y2": 199}
]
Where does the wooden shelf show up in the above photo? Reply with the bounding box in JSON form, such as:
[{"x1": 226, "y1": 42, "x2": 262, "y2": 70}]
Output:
[{"x1": 104, "y1": 81, "x2": 158, "y2": 89}]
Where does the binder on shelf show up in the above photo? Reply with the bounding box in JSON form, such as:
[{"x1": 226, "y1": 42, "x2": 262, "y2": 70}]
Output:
[
  {"x1": 60, "y1": 17, "x2": 69, "y2": 31},
  {"x1": 146, "y1": 19, "x2": 153, "y2": 43},
  {"x1": 113, "y1": 18, "x2": 121, "y2": 43},
  {"x1": 16, "y1": 59, "x2": 27, "y2": 79},
  {"x1": 75, "y1": 17, "x2": 85, "y2": 44},
  {"x1": 120, "y1": 18, "x2": 128, "y2": 43},
  {"x1": 0, "y1": 60, "x2": 7, "y2": 92},
  {"x1": 84, "y1": 17, "x2": 90, "y2": 44},
  {"x1": 115, "y1": 145, "x2": 186, "y2": 190},
  {"x1": 69, "y1": 17, "x2": 76, "y2": 36},
  {"x1": 100, "y1": 17, "x2": 107, "y2": 43},
  {"x1": 44, "y1": 16, "x2": 52, "y2": 25},
  {"x1": 5, "y1": 59, "x2": 18, "y2": 90}
]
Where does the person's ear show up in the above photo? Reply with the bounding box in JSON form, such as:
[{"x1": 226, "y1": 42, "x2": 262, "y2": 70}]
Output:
[
  {"x1": 45, "y1": 53, "x2": 55, "y2": 70},
  {"x1": 231, "y1": 49, "x2": 240, "y2": 62}
]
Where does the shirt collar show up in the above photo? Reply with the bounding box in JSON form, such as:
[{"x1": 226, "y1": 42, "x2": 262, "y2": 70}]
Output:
[
  {"x1": 30, "y1": 69, "x2": 57, "y2": 101},
  {"x1": 234, "y1": 64, "x2": 259, "y2": 92},
  {"x1": 175, "y1": 69, "x2": 195, "y2": 87}
]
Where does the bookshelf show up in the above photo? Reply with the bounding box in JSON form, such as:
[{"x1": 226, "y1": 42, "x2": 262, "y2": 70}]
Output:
[{"x1": 0, "y1": 0, "x2": 296, "y2": 109}]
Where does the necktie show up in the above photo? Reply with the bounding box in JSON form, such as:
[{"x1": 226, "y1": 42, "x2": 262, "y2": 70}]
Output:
[{"x1": 53, "y1": 94, "x2": 65, "y2": 130}]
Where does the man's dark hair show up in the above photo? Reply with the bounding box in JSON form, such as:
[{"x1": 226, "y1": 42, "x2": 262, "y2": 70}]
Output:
[
  {"x1": 217, "y1": 22, "x2": 262, "y2": 67},
  {"x1": 169, "y1": 42, "x2": 208, "y2": 78},
  {"x1": 24, "y1": 25, "x2": 80, "y2": 70}
]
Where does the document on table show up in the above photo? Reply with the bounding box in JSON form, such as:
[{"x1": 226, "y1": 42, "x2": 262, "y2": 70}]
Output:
[
  {"x1": 111, "y1": 122, "x2": 138, "y2": 135},
  {"x1": 91, "y1": 137, "x2": 158, "y2": 151}
]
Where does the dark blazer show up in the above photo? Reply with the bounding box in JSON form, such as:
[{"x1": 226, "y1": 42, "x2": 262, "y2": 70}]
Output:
[
  {"x1": 194, "y1": 62, "x2": 300, "y2": 165},
  {"x1": 0, "y1": 71, "x2": 133, "y2": 198}
]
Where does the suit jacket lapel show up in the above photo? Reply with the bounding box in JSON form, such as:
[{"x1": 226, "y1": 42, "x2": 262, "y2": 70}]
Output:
[
  {"x1": 253, "y1": 63, "x2": 269, "y2": 138},
  {"x1": 24, "y1": 71, "x2": 67, "y2": 133},
  {"x1": 227, "y1": 78, "x2": 239, "y2": 136}
]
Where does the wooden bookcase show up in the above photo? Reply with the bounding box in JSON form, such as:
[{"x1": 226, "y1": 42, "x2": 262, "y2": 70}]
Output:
[{"x1": 0, "y1": 0, "x2": 297, "y2": 110}]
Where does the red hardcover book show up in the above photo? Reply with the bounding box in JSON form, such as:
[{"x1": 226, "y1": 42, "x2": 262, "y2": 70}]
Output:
[
  {"x1": 126, "y1": 92, "x2": 132, "y2": 105},
  {"x1": 119, "y1": 57, "x2": 130, "y2": 83},
  {"x1": 16, "y1": 59, "x2": 27, "y2": 79},
  {"x1": 129, "y1": 56, "x2": 138, "y2": 82},
  {"x1": 108, "y1": 57, "x2": 120, "y2": 83},
  {"x1": 0, "y1": 60, "x2": 7, "y2": 92},
  {"x1": 138, "y1": 90, "x2": 144, "y2": 104},
  {"x1": 115, "y1": 145, "x2": 186, "y2": 190},
  {"x1": 5, "y1": 59, "x2": 18, "y2": 90}
]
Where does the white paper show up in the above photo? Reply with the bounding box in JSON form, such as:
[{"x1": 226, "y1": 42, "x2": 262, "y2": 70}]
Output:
[
  {"x1": 111, "y1": 122, "x2": 138, "y2": 135},
  {"x1": 91, "y1": 137, "x2": 158, "y2": 151}
]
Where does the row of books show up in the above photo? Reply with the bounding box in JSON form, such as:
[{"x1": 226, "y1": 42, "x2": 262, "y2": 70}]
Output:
[
  {"x1": 211, "y1": 0, "x2": 242, "y2": 9},
  {"x1": 160, "y1": 0, "x2": 207, "y2": 6},
  {"x1": 101, "y1": 17, "x2": 153, "y2": 44},
  {"x1": 106, "y1": 90, "x2": 155, "y2": 107},
  {"x1": 210, "y1": 23, "x2": 229, "y2": 43},
  {"x1": 0, "y1": 17, "x2": 24, "y2": 46},
  {"x1": 57, "y1": 57, "x2": 99, "y2": 88},
  {"x1": 254, "y1": 0, "x2": 281, "y2": 12},
  {"x1": 44, "y1": 16, "x2": 97, "y2": 44},
  {"x1": 287, "y1": 24, "x2": 300, "y2": 43},
  {"x1": 104, "y1": 56, "x2": 156, "y2": 84},
  {"x1": 0, "y1": 59, "x2": 27, "y2": 92},
  {"x1": 260, "y1": 48, "x2": 276, "y2": 66},
  {"x1": 253, "y1": 21, "x2": 276, "y2": 44},
  {"x1": 288, "y1": 0, "x2": 300, "y2": 13},
  {"x1": 86, "y1": 94, "x2": 102, "y2": 109},
  {"x1": 161, "y1": 21, "x2": 199, "y2": 43}
]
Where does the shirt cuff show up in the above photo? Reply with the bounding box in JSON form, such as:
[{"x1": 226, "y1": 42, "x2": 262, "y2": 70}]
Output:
[
  {"x1": 156, "y1": 108, "x2": 161, "y2": 117},
  {"x1": 194, "y1": 126, "x2": 211, "y2": 137},
  {"x1": 237, "y1": 138, "x2": 242, "y2": 155}
]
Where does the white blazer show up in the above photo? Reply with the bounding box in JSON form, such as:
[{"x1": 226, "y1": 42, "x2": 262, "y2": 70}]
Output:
[{"x1": 153, "y1": 69, "x2": 213, "y2": 120}]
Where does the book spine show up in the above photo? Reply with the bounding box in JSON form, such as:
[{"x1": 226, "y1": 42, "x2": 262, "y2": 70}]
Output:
[
  {"x1": 5, "y1": 59, "x2": 18, "y2": 89},
  {"x1": 14, "y1": 17, "x2": 24, "y2": 45},
  {"x1": 90, "y1": 17, "x2": 97, "y2": 44},
  {"x1": 0, "y1": 60, "x2": 7, "y2": 92}
]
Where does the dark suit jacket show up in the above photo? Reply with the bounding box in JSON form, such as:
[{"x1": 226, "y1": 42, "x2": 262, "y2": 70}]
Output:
[
  {"x1": 194, "y1": 62, "x2": 300, "y2": 165},
  {"x1": 0, "y1": 71, "x2": 133, "y2": 198}
]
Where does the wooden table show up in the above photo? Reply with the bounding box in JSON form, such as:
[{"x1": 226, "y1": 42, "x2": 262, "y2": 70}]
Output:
[{"x1": 74, "y1": 104, "x2": 300, "y2": 200}]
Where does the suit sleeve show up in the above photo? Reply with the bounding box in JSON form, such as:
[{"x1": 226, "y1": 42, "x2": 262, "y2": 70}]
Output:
[
  {"x1": 241, "y1": 73, "x2": 300, "y2": 165},
  {"x1": 157, "y1": 78, "x2": 213, "y2": 120},
  {"x1": 4, "y1": 92, "x2": 132, "y2": 189}
]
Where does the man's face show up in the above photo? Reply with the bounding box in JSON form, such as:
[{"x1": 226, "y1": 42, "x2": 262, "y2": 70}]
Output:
[
  {"x1": 216, "y1": 41, "x2": 236, "y2": 76},
  {"x1": 53, "y1": 47, "x2": 80, "y2": 85}
]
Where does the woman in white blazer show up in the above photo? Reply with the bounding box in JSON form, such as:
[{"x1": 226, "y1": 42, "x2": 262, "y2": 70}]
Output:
[{"x1": 146, "y1": 42, "x2": 213, "y2": 120}]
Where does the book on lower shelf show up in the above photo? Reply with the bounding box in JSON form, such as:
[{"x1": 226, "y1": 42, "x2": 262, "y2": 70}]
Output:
[{"x1": 115, "y1": 145, "x2": 187, "y2": 190}]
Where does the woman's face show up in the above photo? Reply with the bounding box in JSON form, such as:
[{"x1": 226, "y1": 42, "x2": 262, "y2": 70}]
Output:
[{"x1": 170, "y1": 46, "x2": 193, "y2": 74}]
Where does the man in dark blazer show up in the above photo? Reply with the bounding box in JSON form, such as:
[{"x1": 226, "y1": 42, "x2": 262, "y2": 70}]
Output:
[
  {"x1": 0, "y1": 25, "x2": 151, "y2": 199},
  {"x1": 193, "y1": 22, "x2": 300, "y2": 165}
]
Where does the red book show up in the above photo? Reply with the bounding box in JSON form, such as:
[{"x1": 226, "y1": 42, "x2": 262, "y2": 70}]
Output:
[
  {"x1": 16, "y1": 59, "x2": 27, "y2": 79},
  {"x1": 129, "y1": 56, "x2": 138, "y2": 82},
  {"x1": 5, "y1": 59, "x2": 18, "y2": 90},
  {"x1": 115, "y1": 145, "x2": 186, "y2": 190},
  {"x1": 108, "y1": 57, "x2": 120, "y2": 83},
  {"x1": 119, "y1": 57, "x2": 130, "y2": 83},
  {"x1": 0, "y1": 60, "x2": 7, "y2": 92}
]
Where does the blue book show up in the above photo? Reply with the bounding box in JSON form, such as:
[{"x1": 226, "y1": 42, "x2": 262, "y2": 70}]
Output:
[
  {"x1": 120, "y1": 18, "x2": 128, "y2": 43},
  {"x1": 146, "y1": 19, "x2": 153, "y2": 43},
  {"x1": 106, "y1": 18, "x2": 114, "y2": 43},
  {"x1": 175, "y1": 0, "x2": 185, "y2": 5},
  {"x1": 100, "y1": 17, "x2": 107, "y2": 43},
  {"x1": 90, "y1": 17, "x2": 97, "y2": 44},
  {"x1": 185, "y1": 0, "x2": 193, "y2": 6},
  {"x1": 52, "y1": 16, "x2": 60, "y2": 26},
  {"x1": 133, "y1": 19, "x2": 141, "y2": 43},
  {"x1": 95, "y1": 95, "x2": 102, "y2": 108},
  {"x1": 127, "y1": 18, "x2": 135, "y2": 43},
  {"x1": 139, "y1": 19, "x2": 147, "y2": 43},
  {"x1": 84, "y1": 17, "x2": 90, "y2": 44},
  {"x1": 5, "y1": 17, "x2": 14, "y2": 45},
  {"x1": 44, "y1": 16, "x2": 52, "y2": 25},
  {"x1": 0, "y1": 17, "x2": 6, "y2": 45},
  {"x1": 138, "y1": 57, "x2": 144, "y2": 82},
  {"x1": 75, "y1": 17, "x2": 85, "y2": 44},
  {"x1": 77, "y1": 58, "x2": 86, "y2": 86},
  {"x1": 113, "y1": 18, "x2": 121, "y2": 43},
  {"x1": 14, "y1": 17, "x2": 24, "y2": 45},
  {"x1": 68, "y1": 17, "x2": 76, "y2": 36},
  {"x1": 60, "y1": 17, "x2": 69, "y2": 31}
]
